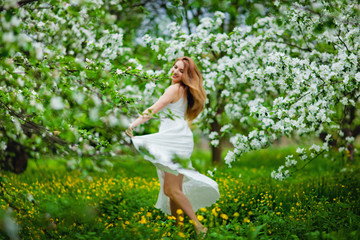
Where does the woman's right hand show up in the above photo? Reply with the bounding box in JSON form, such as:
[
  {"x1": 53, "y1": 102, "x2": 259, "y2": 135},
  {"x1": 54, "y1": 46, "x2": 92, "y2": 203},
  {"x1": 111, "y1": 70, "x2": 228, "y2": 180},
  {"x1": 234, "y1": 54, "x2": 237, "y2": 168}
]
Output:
[{"x1": 125, "y1": 126, "x2": 134, "y2": 138}]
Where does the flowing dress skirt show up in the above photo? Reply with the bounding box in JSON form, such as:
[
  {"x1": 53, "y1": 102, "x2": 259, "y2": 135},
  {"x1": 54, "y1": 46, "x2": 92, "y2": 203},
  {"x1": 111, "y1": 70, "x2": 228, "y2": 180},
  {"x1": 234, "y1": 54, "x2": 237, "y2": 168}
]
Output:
[{"x1": 132, "y1": 118, "x2": 220, "y2": 215}]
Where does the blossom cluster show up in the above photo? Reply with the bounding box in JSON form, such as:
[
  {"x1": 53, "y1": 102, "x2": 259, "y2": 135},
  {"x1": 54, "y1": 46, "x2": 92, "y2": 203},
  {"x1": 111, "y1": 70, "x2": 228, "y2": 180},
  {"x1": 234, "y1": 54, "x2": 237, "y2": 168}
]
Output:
[
  {"x1": 142, "y1": 1, "x2": 360, "y2": 179},
  {"x1": 0, "y1": 0, "x2": 135, "y2": 163}
]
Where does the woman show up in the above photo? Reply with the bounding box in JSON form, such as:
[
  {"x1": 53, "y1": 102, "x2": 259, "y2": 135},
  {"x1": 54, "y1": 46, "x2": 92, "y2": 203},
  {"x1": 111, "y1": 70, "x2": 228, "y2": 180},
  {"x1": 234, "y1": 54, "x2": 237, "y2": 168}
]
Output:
[{"x1": 125, "y1": 56, "x2": 220, "y2": 236}]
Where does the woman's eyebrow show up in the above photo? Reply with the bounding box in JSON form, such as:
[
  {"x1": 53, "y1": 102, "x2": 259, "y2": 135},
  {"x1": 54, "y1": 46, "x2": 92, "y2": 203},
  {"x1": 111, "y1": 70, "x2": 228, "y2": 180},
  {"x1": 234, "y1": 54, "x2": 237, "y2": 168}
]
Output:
[{"x1": 176, "y1": 65, "x2": 184, "y2": 70}]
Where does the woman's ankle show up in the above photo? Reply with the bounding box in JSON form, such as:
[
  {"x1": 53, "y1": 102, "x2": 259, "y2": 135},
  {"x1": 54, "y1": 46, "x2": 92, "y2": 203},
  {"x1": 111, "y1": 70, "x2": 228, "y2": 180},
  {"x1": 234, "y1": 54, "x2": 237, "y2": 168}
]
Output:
[{"x1": 195, "y1": 225, "x2": 208, "y2": 236}]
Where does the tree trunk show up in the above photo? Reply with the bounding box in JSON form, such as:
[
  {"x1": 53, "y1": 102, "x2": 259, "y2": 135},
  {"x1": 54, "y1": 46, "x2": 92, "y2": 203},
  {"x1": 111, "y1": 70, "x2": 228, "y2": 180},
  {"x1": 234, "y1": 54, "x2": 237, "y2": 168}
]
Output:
[
  {"x1": 344, "y1": 104, "x2": 357, "y2": 163},
  {"x1": 211, "y1": 140, "x2": 222, "y2": 166},
  {"x1": 1, "y1": 140, "x2": 28, "y2": 174},
  {"x1": 210, "y1": 120, "x2": 222, "y2": 165},
  {"x1": 348, "y1": 143, "x2": 354, "y2": 162}
]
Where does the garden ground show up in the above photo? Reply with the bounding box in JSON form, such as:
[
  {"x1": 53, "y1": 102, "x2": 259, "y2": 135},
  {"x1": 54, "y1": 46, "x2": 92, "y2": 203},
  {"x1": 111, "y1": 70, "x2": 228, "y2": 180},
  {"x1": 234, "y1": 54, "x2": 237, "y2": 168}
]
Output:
[{"x1": 1, "y1": 146, "x2": 359, "y2": 239}]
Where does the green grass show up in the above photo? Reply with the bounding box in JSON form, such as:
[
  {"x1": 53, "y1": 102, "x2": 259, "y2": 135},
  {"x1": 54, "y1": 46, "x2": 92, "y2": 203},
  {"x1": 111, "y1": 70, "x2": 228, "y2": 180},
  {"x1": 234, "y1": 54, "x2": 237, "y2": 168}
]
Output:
[{"x1": 1, "y1": 146, "x2": 360, "y2": 239}]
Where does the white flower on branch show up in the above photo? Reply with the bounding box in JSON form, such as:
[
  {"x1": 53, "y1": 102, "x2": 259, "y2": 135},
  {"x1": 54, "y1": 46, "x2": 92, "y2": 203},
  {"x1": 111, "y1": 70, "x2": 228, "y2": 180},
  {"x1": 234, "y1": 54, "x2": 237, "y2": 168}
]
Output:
[
  {"x1": 355, "y1": 72, "x2": 360, "y2": 82},
  {"x1": 3, "y1": 32, "x2": 15, "y2": 43},
  {"x1": 210, "y1": 139, "x2": 219, "y2": 147},
  {"x1": 209, "y1": 131, "x2": 219, "y2": 140},
  {"x1": 115, "y1": 69, "x2": 124, "y2": 75},
  {"x1": 220, "y1": 124, "x2": 232, "y2": 133},
  {"x1": 50, "y1": 97, "x2": 64, "y2": 110},
  {"x1": 345, "y1": 136, "x2": 355, "y2": 143},
  {"x1": 224, "y1": 150, "x2": 235, "y2": 167}
]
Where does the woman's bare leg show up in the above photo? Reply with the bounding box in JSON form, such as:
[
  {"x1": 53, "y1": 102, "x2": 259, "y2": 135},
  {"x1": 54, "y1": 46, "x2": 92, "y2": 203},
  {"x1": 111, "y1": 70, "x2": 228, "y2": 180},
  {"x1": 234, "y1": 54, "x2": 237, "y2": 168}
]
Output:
[
  {"x1": 170, "y1": 175, "x2": 183, "y2": 216},
  {"x1": 170, "y1": 176, "x2": 184, "y2": 226},
  {"x1": 170, "y1": 199, "x2": 184, "y2": 226},
  {"x1": 164, "y1": 172, "x2": 206, "y2": 234},
  {"x1": 170, "y1": 199, "x2": 180, "y2": 216}
]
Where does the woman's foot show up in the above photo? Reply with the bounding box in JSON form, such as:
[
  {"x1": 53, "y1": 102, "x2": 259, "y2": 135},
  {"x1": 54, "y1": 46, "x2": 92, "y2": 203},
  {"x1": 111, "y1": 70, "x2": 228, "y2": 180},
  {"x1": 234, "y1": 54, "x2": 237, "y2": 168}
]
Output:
[{"x1": 195, "y1": 226, "x2": 208, "y2": 238}]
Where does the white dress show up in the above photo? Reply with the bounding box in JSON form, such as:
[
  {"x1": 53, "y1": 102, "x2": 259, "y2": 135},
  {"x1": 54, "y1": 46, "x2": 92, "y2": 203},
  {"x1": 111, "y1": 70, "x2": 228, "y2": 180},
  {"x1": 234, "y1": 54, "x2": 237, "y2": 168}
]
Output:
[{"x1": 131, "y1": 95, "x2": 220, "y2": 215}]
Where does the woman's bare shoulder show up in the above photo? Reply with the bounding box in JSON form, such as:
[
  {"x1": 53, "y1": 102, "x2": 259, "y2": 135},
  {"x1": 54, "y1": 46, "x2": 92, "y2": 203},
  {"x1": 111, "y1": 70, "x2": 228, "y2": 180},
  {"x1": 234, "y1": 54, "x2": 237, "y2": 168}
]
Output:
[
  {"x1": 166, "y1": 83, "x2": 184, "y2": 93},
  {"x1": 165, "y1": 84, "x2": 184, "y2": 102}
]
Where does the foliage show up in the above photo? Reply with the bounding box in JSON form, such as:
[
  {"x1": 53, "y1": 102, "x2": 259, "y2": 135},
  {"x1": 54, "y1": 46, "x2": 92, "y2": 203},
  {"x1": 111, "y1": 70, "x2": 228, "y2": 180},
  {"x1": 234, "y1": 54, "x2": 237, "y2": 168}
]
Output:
[
  {"x1": 142, "y1": 0, "x2": 360, "y2": 178},
  {"x1": 0, "y1": 148, "x2": 360, "y2": 239},
  {"x1": 0, "y1": 0, "x2": 173, "y2": 172}
]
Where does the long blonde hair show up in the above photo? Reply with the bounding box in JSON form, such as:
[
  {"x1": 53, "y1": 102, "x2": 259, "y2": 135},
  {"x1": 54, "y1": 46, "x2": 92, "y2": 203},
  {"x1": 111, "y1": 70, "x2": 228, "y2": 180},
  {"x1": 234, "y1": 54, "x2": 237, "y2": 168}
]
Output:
[{"x1": 174, "y1": 56, "x2": 206, "y2": 121}]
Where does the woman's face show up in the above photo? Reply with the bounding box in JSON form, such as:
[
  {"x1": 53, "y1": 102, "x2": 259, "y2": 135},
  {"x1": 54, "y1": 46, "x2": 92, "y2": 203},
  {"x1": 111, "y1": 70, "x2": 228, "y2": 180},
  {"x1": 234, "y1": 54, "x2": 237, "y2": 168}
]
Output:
[{"x1": 171, "y1": 60, "x2": 184, "y2": 83}]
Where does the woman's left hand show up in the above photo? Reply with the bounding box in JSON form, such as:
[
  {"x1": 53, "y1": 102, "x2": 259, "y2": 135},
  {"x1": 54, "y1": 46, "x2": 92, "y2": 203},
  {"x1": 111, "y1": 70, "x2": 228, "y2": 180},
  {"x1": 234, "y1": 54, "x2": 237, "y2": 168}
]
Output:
[{"x1": 125, "y1": 127, "x2": 134, "y2": 138}]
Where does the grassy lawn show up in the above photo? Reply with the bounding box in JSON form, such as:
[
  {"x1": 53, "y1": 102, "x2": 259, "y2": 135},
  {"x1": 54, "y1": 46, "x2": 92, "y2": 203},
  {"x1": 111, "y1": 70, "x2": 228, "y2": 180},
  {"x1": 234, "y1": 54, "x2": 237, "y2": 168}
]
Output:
[{"x1": 1, "y1": 146, "x2": 359, "y2": 239}]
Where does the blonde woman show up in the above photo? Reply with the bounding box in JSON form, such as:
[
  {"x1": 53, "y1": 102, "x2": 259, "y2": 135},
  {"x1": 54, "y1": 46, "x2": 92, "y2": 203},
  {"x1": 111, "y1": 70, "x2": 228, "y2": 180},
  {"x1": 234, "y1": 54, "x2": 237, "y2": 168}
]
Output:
[{"x1": 126, "y1": 56, "x2": 220, "y2": 236}]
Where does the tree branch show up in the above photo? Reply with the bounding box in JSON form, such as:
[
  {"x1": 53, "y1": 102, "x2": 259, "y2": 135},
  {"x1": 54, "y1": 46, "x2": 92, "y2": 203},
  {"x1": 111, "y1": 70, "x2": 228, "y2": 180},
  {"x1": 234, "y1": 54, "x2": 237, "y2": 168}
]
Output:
[
  {"x1": 292, "y1": 4, "x2": 360, "y2": 27},
  {"x1": 292, "y1": 150, "x2": 325, "y2": 174},
  {"x1": 337, "y1": 30, "x2": 351, "y2": 53},
  {"x1": 126, "y1": 0, "x2": 152, "y2": 8},
  {"x1": 268, "y1": 39, "x2": 312, "y2": 52},
  {"x1": 0, "y1": 0, "x2": 39, "y2": 12},
  {"x1": 353, "y1": 125, "x2": 360, "y2": 138},
  {"x1": 182, "y1": 0, "x2": 192, "y2": 34},
  {"x1": 0, "y1": 102, "x2": 68, "y2": 146}
]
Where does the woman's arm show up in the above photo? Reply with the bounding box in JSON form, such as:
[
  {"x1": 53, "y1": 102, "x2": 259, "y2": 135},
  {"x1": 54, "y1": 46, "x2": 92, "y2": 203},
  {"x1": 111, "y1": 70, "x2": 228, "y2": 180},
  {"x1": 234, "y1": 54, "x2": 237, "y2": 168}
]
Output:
[{"x1": 125, "y1": 84, "x2": 180, "y2": 137}]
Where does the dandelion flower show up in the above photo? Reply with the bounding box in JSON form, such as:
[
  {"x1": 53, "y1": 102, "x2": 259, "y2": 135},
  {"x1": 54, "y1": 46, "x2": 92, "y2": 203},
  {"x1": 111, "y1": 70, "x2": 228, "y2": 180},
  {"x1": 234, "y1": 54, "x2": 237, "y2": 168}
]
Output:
[{"x1": 220, "y1": 213, "x2": 228, "y2": 220}]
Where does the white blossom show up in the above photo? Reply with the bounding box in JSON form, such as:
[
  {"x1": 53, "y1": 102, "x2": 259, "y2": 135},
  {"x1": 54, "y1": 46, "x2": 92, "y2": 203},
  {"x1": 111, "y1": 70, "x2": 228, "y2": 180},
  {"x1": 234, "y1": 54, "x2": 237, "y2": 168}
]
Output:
[
  {"x1": 50, "y1": 97, "x2": 64, "y2": 110},
  {"x1": 3, "y1": 32, "x2": 15, "y2": 43},
  {"x1": 355, "y1": 72, "x2": 360, "y2": 82},
  {"x1": 296, "y1": 147, "x2": 305, "y2": 154},
  {"x1": 224, "y1": 150, "x2": 235, "y2": 167},
  {"x1": 220, "y1": 124, "x2": 232, "y2": 133},
  {"x1": 209, "y1": 131, "x2": 219, "y2": 140},
  {"x1": 210, "y1": 139, "x2": 219, "y2": 147}
]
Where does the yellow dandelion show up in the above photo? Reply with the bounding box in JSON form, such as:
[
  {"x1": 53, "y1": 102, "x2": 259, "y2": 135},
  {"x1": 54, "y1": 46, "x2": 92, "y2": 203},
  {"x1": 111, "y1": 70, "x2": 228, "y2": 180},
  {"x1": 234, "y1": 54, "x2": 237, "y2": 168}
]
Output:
[
  {"x1": 139, "y1": 216, "x2": 147, "y2": 224},
  {"x1": 176, "y1": 209, "x2": 183, "y2": 215},
  {"x1": 178, "y1": 232, "x2": 186, "y2": 238},
  {"x1": 220, "y1": 213, "x2": 228, "y2": 220},
  {"x1": 197, "y1": 215, "x2": 204, "y2": 221},
  {"x1": 167, "y1": 216, "x2": 176, "y2": 220},
  {"x1": 105, "y1": 223, "x2": 113, "y2": 229},
  {"x1": 211, "y1": 208, "x2": 218, "y2": 217},
  {"x1": 189, "y1": 220, "x2": 197, "y2": 226}
]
